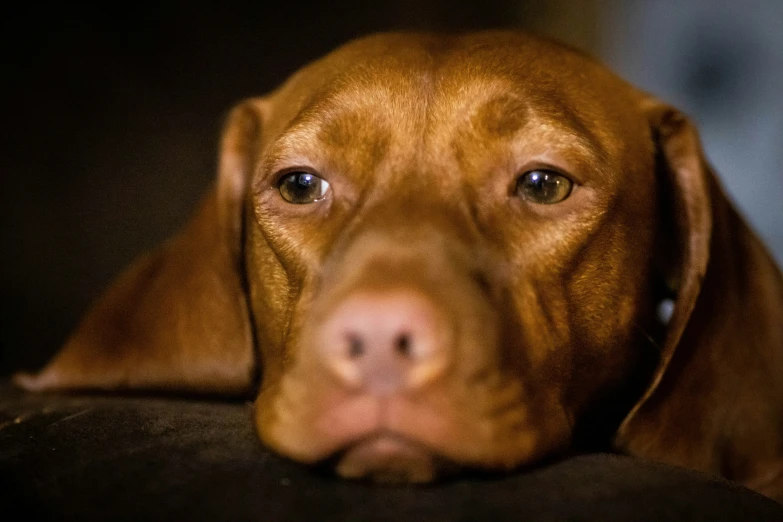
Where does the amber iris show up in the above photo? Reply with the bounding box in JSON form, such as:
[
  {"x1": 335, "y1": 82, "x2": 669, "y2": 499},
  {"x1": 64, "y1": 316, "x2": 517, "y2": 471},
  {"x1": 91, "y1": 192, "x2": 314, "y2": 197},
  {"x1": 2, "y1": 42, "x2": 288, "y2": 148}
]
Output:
[
  {"x1": 516, "y1": 170, "x2": 573, "y2": 204},
  {"x1": 278, "y1": 172, "x2": 331, "y2": 204}
]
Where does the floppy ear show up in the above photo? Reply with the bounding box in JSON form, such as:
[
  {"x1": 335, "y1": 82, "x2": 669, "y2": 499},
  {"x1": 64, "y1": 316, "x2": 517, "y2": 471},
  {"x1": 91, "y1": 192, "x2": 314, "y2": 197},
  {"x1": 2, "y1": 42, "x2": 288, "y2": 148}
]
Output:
[
  {"x1": 14, "y1": 99, "x2": 266, "y2": 396},
  {"x1": 614, "y1": 97, "x2": 783, "y2": 500}
]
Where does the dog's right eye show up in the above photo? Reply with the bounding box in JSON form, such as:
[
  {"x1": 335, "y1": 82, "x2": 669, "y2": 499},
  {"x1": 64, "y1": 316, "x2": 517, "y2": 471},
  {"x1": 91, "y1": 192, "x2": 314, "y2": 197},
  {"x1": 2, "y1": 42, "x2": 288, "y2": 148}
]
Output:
[{"x1": 277, "y1": 171, "x2": 331, "y2": 204}]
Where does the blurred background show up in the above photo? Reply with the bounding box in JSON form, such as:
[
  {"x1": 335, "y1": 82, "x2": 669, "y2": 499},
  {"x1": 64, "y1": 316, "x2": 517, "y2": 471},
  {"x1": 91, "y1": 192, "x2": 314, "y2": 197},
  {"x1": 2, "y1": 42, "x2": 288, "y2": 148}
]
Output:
[{"x1": 2, "y1": 1, "x2": 781, "y2": 375}]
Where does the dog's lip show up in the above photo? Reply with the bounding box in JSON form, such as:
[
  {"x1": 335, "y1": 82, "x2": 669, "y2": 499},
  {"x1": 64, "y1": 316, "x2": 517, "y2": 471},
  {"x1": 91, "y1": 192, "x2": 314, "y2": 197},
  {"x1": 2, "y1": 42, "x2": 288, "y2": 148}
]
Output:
[{"x1": 329, "y1": 431, "x2": 451, "y2": 483}]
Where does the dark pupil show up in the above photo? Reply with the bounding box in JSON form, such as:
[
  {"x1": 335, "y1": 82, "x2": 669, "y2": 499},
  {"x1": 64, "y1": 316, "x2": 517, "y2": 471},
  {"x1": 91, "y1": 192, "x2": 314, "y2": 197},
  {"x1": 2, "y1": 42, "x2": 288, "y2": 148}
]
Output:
[
  {"x1": 286, "y1": 173, "x2": 318, "y2": 199},
  {"x1": 521, "y1": 171, "x2": 561, "y2": 201}
]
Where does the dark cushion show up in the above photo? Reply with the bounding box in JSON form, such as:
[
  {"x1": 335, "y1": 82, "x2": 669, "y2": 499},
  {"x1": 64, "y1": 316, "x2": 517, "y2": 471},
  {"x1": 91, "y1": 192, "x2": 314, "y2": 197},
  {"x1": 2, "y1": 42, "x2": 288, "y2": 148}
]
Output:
[{"x1": 1, "y1": 382, "x2": 780, "y2": 521}]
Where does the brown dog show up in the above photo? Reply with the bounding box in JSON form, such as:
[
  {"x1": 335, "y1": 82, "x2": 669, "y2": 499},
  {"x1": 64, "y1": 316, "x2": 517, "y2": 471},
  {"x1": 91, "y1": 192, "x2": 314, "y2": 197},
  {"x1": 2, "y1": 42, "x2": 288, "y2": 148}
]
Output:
[{"x1": 15, "y1": 32, "x2": 783, "y2": 500}]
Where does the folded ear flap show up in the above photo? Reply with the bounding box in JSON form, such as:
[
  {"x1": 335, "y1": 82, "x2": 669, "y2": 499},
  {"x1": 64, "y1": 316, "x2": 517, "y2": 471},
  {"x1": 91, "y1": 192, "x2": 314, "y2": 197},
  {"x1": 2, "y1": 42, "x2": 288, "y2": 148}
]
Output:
[
  {"x1": 614, "y1": 97, "x2": 783, "y2": 499},
  {"x1": 14, "y1": 99, "x2": 267, "y2": 396}
]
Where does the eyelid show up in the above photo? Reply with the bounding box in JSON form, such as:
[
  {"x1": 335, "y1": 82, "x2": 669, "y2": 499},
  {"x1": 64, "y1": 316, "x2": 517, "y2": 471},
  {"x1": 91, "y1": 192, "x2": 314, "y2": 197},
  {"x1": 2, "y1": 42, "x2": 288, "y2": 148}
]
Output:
[
  {"x1": 517, "y1": 162, "x2": 580, "y2": 185},
  {"x1": 273, "y1": 165, "x2": 324, "y2": 186}
]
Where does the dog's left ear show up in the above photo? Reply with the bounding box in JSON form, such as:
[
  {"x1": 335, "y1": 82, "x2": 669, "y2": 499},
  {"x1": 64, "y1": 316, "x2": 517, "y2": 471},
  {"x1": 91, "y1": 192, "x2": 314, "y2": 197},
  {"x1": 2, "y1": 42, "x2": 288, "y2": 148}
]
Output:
[
  {"x1": 614, "y1": 96, "x2": 783, "y2": 499},
  {"x1": 14, "y1": 99, "x2": 266, "y2": 395}
]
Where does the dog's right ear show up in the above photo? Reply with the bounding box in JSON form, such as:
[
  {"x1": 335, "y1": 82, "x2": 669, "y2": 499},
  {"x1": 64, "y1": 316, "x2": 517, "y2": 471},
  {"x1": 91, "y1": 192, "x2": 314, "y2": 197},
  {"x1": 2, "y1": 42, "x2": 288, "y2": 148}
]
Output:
[{"x1": 14, "y1": 99, "x2": 266, "y2": 396}]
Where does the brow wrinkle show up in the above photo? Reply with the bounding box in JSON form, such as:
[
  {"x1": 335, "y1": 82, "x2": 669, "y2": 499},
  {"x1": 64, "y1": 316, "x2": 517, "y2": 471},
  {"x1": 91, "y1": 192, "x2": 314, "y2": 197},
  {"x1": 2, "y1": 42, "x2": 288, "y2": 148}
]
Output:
[
  {"x1": 533, "y1": 96, "x2": 609, "y2": 163},
  {"x1": 472, "y1": 94, "x2": 529, "y2": 138}
]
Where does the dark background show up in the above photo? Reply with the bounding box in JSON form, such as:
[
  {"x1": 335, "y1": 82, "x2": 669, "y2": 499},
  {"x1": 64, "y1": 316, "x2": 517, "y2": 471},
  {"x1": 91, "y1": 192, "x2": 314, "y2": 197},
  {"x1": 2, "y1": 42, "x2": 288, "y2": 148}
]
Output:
[{"x1": 2, "y1": 1, "x2": 781, "y2": 376}]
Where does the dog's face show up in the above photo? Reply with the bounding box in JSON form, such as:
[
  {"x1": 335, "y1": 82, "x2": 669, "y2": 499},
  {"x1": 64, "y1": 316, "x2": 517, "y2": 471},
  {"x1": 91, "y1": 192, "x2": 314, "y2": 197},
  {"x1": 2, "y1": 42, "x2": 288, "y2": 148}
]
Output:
[{"x1": 244, "y1": 33, "x2": 660, "y2": 481}]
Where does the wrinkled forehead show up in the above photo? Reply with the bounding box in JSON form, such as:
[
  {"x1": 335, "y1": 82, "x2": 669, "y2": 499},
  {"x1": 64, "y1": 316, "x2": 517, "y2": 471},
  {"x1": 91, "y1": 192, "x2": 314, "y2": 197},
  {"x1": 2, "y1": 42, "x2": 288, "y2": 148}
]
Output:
[{"x1": 260, "y1": 33, "x2": 647, "y2": 178}]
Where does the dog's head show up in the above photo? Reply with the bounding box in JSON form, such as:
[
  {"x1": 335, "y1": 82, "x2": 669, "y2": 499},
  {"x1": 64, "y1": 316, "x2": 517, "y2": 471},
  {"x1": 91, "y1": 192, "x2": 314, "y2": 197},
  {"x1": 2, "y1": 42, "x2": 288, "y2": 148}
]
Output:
[
  {"x1": 19, "y1": 32, "x2": 783, "y2": 493},
  {"x1": 241, "y1": 33, "x2": 662, "y2": 481}
]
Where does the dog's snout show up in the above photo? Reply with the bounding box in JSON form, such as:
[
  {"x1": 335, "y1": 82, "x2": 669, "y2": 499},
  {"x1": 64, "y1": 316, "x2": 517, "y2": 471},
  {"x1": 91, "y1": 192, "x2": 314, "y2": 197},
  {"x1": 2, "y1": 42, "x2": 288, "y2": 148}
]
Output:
[{"x1": 319, "y1": 290, "x2": 451, "y2": 394}]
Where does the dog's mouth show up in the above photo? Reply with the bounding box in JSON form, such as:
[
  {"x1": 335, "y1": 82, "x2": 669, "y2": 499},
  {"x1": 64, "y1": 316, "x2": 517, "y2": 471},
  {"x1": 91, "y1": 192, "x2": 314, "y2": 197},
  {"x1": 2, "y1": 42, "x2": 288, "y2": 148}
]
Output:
[{"x1": 327, "y1": 432, "x2": 456, "y2": 484}]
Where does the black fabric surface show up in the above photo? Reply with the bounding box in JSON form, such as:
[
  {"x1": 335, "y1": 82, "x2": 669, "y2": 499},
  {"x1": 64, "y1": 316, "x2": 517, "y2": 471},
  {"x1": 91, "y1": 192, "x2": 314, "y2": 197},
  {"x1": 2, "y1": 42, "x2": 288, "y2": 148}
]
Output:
[{"x1": 1, "y1": 383, "x2": 781, "y2": 521}]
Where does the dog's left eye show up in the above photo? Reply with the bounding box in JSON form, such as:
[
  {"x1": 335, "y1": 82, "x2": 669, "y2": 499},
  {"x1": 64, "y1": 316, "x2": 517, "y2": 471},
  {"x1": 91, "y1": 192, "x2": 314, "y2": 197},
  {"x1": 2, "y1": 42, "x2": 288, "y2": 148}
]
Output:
[
  {"x1": 277, "y1": 172, "x2": 331, "y2": 204},
  {"x1": 515, "y1": 170, "x2": 573, "y2": 204}
]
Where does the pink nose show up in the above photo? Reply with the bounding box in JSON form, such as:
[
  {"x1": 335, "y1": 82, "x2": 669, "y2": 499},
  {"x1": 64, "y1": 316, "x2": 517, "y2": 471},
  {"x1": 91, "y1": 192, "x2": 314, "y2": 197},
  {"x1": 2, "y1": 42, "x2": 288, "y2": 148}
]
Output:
[{"x1": 319, "y1": 290, "x2": 451, "y2": 394}]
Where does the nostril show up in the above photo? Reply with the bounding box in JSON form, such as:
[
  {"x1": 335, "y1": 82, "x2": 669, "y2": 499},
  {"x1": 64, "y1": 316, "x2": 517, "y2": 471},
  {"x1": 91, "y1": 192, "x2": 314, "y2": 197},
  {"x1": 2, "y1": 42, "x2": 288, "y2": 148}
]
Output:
[
  {"x1": 395, "y1": 333, "x2": 412, "y2": 357},
  {"x1": 347, "y1": 335, "x2": 364, "y2": 359}
]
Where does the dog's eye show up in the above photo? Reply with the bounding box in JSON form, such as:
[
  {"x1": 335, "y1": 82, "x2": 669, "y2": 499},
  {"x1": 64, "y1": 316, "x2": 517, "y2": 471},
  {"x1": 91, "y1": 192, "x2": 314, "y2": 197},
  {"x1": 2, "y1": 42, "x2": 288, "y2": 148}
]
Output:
[
  {"x1": 515, "y1": 170, "x2": 573, "y2": 204},
  {"x1": 278, "y1": 172, "x2": 330, "y2": 204}
]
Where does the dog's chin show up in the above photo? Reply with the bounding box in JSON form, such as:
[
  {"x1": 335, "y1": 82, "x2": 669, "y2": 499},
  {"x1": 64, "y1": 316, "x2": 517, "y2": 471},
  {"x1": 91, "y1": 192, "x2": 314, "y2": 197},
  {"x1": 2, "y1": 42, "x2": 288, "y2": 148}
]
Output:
[{"x1": 332, "y1": 433, "x2": 451, "y2": 484}]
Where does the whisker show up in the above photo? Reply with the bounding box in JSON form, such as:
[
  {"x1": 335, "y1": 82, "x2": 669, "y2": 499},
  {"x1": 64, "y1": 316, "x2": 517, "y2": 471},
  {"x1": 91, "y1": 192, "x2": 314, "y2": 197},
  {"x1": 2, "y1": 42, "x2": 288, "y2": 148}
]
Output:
[{"x1": 634, "y1": 323, "x2": 662, "y2": 353}]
